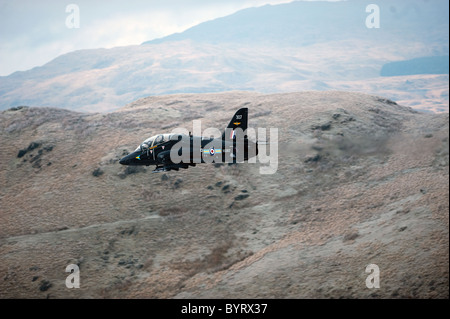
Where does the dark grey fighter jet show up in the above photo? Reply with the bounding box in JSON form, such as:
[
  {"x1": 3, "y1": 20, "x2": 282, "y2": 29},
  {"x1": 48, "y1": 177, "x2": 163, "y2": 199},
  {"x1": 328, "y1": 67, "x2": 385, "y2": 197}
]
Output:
[{"x1": 119, "y1": 108, "x2": 258, "y2": 172}]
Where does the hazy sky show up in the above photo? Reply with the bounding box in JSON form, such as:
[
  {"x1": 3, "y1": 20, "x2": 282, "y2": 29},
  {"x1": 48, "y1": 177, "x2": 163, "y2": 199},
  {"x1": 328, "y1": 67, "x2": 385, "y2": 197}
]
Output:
[{"x1": 0, "y1": 0, "x2": 303, "y2": 76}]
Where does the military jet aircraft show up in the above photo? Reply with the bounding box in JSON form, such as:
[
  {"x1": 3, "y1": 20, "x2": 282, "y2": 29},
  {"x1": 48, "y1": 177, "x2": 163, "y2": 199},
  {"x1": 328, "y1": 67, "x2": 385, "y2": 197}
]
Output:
[{"x1": 119, "y1": 108, "x2": 258, "y2": 172}]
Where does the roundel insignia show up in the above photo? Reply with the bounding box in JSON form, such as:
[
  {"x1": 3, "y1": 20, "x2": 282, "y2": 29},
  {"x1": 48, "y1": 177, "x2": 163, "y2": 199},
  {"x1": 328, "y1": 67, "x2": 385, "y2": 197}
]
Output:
[{"x1": 209, "y1": 147, "x2": 215, "y2": 156}]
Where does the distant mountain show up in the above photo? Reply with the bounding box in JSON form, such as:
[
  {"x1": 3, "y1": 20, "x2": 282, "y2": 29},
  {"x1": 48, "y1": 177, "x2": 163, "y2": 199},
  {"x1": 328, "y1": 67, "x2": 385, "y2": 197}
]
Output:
[
  {"x1": 381, "y1": 56, "x2": 450, "y2": 76},
  {"x1": 145, "y1": 0, "x2": 448, "y2": 47},
  {"x1": 0, "y1": 0, "x2": 448, "y2": 113}
]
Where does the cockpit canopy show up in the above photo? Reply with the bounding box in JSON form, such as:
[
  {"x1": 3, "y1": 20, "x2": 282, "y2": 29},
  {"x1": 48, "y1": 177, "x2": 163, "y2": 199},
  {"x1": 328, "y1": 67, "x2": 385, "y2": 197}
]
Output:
[{"x1": 134, "y1": 134, "x2": 184, "y2": 153}]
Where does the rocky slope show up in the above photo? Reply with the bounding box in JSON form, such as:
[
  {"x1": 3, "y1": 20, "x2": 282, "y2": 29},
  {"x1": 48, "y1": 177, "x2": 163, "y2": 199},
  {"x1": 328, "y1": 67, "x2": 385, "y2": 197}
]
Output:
[{"x1": 0, "y1": 91, "x2": 448, "y2": 298}]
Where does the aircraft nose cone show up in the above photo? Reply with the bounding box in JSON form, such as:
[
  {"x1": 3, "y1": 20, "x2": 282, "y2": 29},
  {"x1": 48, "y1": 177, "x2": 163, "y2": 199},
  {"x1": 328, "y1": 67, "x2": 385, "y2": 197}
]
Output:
[{"x1": 119, "y1": 157, "x2": 129, "y2": 165}]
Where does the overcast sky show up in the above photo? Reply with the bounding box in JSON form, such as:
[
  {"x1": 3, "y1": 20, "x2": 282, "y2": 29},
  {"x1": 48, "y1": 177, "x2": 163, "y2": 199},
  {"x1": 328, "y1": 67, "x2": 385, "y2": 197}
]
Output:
[{"x1": 0, "y1": 0, "x2": 305, "y2": 76}]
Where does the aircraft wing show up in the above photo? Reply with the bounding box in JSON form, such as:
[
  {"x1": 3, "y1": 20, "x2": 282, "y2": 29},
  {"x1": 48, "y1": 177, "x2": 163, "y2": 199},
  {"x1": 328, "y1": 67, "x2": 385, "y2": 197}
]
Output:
[{"x1": 152, "y1": 163, "x2": 196, "y2": 173}]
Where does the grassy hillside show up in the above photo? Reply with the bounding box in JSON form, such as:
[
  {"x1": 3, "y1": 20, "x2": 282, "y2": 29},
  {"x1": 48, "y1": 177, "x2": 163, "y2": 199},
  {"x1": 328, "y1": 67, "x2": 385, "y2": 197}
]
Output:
[{"x1": 0, "y1": 91, "x2": 448, "y2": 298}]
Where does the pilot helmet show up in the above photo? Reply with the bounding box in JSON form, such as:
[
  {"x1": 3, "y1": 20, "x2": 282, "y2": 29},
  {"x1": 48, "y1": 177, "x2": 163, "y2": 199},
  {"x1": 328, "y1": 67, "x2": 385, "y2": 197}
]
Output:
[{"x1": 141, "y1": 143, "x2": 149, "y2": 151}]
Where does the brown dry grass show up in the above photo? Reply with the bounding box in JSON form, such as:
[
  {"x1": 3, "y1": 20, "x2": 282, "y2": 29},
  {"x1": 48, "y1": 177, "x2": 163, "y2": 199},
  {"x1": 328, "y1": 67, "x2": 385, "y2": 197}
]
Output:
[{"x1": 0, "y1": 91, "x2": 448, "y2": 299}]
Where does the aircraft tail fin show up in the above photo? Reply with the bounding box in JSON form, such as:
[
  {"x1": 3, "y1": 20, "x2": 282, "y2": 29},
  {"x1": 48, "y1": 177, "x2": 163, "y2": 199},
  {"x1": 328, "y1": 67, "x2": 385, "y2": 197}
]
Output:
[{"x1": 222, "y1": 108, "x2": 248, "y2": 140}]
